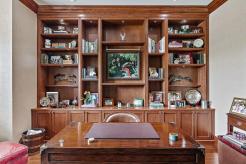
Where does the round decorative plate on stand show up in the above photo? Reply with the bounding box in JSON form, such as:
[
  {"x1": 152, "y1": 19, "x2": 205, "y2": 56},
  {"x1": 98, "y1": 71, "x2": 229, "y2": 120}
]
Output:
[
  {"x1": 40, "y1": 97, "x2": 50, "y2": 107},
  {"x1": 193, "y1": 39, "x2": 204, "y2": 48},
  {"x1": 185, "y1": 89, "x2": 202, "y2": 105}
]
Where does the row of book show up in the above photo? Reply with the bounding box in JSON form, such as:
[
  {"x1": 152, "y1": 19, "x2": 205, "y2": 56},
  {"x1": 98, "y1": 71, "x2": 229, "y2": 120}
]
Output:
[
  {"x1": 82, "y1": 39, "x2": 98, "y2": 53},
  {"x1": 148, "y1": 37, "x2": 165, "y2": 53},
  {"x1": 82, "y1": 67, "x2": 97, "y2": 79}
]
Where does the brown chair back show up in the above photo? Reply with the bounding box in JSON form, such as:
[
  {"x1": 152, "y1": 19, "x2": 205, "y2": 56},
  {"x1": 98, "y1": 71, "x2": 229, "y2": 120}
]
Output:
[{"x1": 104, "y1": 113, "x2": 140, "y2": 123}]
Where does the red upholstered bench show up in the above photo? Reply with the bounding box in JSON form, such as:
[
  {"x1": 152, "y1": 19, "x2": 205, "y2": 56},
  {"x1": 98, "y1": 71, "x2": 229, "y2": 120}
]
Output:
[{"x1": 0, "y1": 142, "x2": 28, "y2": 164}]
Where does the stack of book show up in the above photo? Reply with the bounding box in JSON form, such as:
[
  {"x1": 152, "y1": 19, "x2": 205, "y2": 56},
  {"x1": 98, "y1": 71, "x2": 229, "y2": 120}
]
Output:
[
  {"x1": 223, "y1": 133, "x2": 246, "y2": 150},
  {"x1": 148, "y1": 37, "x2": 165, "y2": 53},
  {"x1": 82, "y1": 67, "x2": 97, "y2": 79},
  {"x1": 149, "y1": 102, "x2": 164, "y2": 109},
  {"x1": 82, "y1": 39, "x2": 98, "y2": 53}
]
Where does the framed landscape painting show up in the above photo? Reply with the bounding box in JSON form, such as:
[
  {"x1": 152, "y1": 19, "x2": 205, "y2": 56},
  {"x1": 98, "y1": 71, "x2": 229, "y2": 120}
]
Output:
[
  {"x1": 107, "y1": 52, "x2": 140, "y2": 80},
  {"x1": 229, "y1": 97, "x2": 246, "y2": 118}
]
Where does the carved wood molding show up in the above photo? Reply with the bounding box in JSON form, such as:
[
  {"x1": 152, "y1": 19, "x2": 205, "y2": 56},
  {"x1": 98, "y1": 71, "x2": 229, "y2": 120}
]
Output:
[
  {"x1": 19, "y1": 0, "x2": 38, "y2": 13},
  {"x1": 19, "y1": 0, "x2": 228, "y2": 16},
  {"x1": 208, "y1": 0, "x2": 228, "y2": 13}
]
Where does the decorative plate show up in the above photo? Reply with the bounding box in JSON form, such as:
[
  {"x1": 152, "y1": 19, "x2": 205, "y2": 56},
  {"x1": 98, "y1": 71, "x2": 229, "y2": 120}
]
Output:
[
  {"x1": 40, "y1": 97, "x2": 50, "y2": 107},
  {"x1": 185, "y1": 89, "x2": 202, "y2": 105},
  {"x1": 193, "y1": 39, "x2": 204, "y2": 48}
]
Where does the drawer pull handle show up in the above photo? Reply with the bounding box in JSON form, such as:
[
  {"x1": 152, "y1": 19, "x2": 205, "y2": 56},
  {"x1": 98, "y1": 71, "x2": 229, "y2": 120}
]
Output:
[{"x1": 169, "y1": 122, "x2": 176, "y2": 124}]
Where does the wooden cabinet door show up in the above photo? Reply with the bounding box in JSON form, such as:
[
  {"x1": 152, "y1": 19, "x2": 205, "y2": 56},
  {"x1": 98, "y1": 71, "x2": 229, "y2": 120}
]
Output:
[
  {"x1": 84, "y1": 110, "x2": 101, "y2": 123},
  {"x1": 180, "y1": 111, "x2": 194, "y2": 138},
  {"x1": 32, "y1": 110, "x2": 52, "y2": 140},
  {"x1": 68, "y1": 111, "x2": 84, "y2": 123},
  {"x1": 163, "y1": 112, "x2": 178, "y2": 125},
  {"x1": 145, "y1": 111, "x2": 163, "y2": 123},
  {"x1": 195, "y1": 111, "x2": 212, "y2": 140},
  {"x1": 52, "y1": 111, "x2": 68, "y2": 136}
]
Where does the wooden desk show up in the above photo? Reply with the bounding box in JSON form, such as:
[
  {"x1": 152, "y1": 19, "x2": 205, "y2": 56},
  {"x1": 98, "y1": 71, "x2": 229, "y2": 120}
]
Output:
[{"x1": 41, "y1": 122, "x2": 205, "y2": 164}]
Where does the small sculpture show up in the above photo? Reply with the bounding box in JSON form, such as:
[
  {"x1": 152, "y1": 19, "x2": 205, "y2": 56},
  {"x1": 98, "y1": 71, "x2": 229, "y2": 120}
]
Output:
[{"x1": 120, "y1": 32, "x2": 126, "y2": 41}]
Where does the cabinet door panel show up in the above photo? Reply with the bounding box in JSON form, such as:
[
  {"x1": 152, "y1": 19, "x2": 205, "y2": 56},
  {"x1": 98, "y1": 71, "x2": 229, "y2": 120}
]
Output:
[
  {"x1": 85, "y1": 111, "x2": 101, "y2": 123},
  {"x1": 33, "y1": 111, "x2": 52, "y2": 140},
  {"x1": 196, "y1": 111, "x2": 212, "y2": 140},
  {"x1": 146, "y1": 111, "x2": 162, "y2": 123},
  {"x1": 69, "y1": 111, "x2": 84, "y2": 123},
  {"x1": 180, "y1": 111, "x2": 194, "y2": 137},
  {"x1": 164, "y1": 112, "x2": 178, "y2": 125},
  {"x1": 52, "y1": 111, "x2": 68, "y2": 136}
]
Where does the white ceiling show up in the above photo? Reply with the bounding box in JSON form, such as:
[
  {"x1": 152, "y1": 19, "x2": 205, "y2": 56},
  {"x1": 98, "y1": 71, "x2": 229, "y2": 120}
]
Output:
[{"x1": 34, "y1": 0, "x2": 213, "y2": 6}]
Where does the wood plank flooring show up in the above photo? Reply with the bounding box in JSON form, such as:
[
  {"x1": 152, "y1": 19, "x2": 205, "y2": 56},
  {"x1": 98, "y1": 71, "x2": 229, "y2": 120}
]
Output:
[{"x1": 28, "y1": 141, "x2": 218, "y2": 164}]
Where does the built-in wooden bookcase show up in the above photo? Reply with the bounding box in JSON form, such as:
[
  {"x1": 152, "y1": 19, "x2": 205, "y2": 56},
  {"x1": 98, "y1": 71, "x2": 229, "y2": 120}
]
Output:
[
  {"x1": 37, "y1": 18, "x2": 208, "y2": 108},
  {"x1": 38, "y1": 19, "x2": 79, "y2": 107},
  {"x1": 167, "y1": 19, "x2": 208, "y2": 102}
]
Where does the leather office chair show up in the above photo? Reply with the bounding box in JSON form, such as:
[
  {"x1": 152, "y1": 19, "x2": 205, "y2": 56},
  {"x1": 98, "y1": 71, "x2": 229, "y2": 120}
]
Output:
[{"x1": 104, "y1": 113, "x2": 140, "y2": 123}]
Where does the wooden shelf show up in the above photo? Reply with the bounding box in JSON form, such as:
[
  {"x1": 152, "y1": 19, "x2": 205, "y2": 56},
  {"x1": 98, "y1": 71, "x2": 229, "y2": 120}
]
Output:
[
  {"x1": 168, "y1": 64, "x2": 205, "y2": 68},
  {"x1": 82, "y1": 53, "x2": 98, "y2": 56},
  {"x1": 169, "y1": 84, "x2": 201, "y2": 88},
  {"x1": 102, "y1": 82, "x2": 145, "y2": 86},
  {"x1": 41, "y1": 33, "x2": 78, "y2": 39},
  {"x1": 46, "y1": 85, "x2": 78, "y2": 88},
  {"x1": 148, "y1": 79, "x2": 164, "y2": 82},
  {"x1": 41, "y1": 64, "x2": 78, "y2": 67},
  {"x1": 81, "y1": 79, "x2": 98, "y2": 82},
  {"x1": 168, "y1": 48, "x2": 204, "y2": 52},
  {"x1": 168, "y1": 33, "x2": 205, "y2": 39},
  {"x1": 149, "y1": 53, "x2": 164, "y2": 56},
  {"x1": 102, "y1": 41, "x2": 145, "y2": 46},
  {"x1": 41, "y1": 48, "x2": 78, "y2": 52}
]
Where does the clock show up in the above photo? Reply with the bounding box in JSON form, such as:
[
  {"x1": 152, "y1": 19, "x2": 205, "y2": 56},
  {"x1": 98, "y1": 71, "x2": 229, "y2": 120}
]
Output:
[{"x1": 193, "y1": 39, "x2": 204, "y2": 48}]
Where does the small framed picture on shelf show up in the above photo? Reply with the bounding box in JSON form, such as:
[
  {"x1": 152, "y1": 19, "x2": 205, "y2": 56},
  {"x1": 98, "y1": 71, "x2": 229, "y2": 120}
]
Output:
[
  {"x1": 168, "y1": 91, "x2": 182, "y2": 101},
  {"x1": 81, "y1": 91, "x2": 99, "y2": 107},
  {"x1": 149, "y1": 91, "x2": 164, "y2": 103},
  {"x1": 229, "y1": 97, "x2": 246, "y2": 117},
  {"x1": 46, "y1": 92, "x2": 59, "y2": 107},
  {"x1": 103, "y1": 98, "x2": 114, "y2": 107}
]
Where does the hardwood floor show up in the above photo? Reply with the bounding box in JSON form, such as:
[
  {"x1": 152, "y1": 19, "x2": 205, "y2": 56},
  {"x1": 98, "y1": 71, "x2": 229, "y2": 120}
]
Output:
[{"x1": 28, "y1": 141, "x2": 218, "y2": 164}]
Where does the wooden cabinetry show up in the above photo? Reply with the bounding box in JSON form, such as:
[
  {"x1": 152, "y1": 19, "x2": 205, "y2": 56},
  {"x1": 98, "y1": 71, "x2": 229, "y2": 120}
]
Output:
[{"x1": 32, "y1": 108, "x2": 214, "y2": 140}]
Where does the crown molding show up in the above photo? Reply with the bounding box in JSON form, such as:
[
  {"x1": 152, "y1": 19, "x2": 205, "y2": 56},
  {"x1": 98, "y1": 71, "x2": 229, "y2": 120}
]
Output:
[
  {"x1": 19, "y1": 0, "x2": 38, "y2": 13},
  {"x1": 208, "y1": 0, "x2": 228, "y2": 13},
  {"x1": 19, "y1": 0, "x2": 228, "y2": 15}
]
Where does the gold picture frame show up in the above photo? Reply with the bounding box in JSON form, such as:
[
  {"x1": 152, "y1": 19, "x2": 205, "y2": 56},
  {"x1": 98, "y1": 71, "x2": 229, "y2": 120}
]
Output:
[{"x1": 229, "y1": 97, "x2": 246, "y2": 118}]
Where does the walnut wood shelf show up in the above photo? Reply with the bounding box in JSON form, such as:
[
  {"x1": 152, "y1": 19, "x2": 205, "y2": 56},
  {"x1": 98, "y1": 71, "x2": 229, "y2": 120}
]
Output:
[
  {"x1": 82, "y1": 53, "x2": 98, "y2": 56},
  {"x1": 41, "y1": 48, "x2": 78, "y2": 52},
  {"x1": 102, "y1": 82, "x2": 145, "y2": 86},
  {"x1": 168, "y1": 64, "x2": 205, "y2": 67},
  {"x1": 41, "y1": 33, "x2": 78, "y2": 39},
  {"x1": 168, "y1": 33, "x2": 205, "y2": 39},
  {"x1": 81, "y1": 79, "x2": 98, "y2": 82},
  {"x1": 41, "y1": 64, "x2": 78, "y2": 67},
  {"x1": 148, "y1": 79, "x2": 164, "y2": 82},
  {"x1": 102, "y1": 41, "x2": 145, "y2": 46},
  {"x1": 168, "y1": 48, "x2": 204, "y2": 52},
  {"x1": 46, "y1": 85, "x2": 78, "y2": 88},
  {"x1": 169, "y1": 85, "x2": 201, "y2": 88},
  {"x1": 149, "y1": 53, "x2": 164, "y2": 56}
]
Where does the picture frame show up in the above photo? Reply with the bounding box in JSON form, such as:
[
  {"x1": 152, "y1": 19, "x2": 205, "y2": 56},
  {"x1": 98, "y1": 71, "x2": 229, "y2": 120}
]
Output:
[
  {"x1": 103, "y1": 98, "x2": 114, "y2": 107},
  {"x1": 229, "y1": 97, "x2": 246, "y2": 117},
  {"x1": 168, "y1": 91, "x2": 182, "y2": 101},
  {"x1": 107, "y1": 52, "x2": 140, "y2": 80},
  {"x1": 149, "y1": 91, "x2": 164, "y2": 103},
  {"x1": 46, "y1": 92, "x2": 59, "y2": 107}
]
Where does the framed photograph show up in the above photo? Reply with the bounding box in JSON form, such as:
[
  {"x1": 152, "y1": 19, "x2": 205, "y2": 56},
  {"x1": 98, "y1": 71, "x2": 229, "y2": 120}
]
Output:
[
  {"x1": 107, "y1": 52, "x2": 140, "y2": 80},
  {"x1": 168, "y1": 91, "x2": 182, "y2": 101},
  {"x1": 149, "y1": 91, "x2": 164, "y2": 103},
  {"x1": 103, "y1": 98, "x2": 114, "y2": 107},
  {"x1": 46, "y1": 92, "x2": 59, "y2": 107},
  {"x1": 229, "y1": 97, "x2": 246, "y2": 117},
  {"x1": 149, "y1": 67, "x2": 158, "y2": 79}
]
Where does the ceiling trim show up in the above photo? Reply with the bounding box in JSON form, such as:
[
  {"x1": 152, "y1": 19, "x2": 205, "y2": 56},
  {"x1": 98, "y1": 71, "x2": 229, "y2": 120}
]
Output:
[
  {"x1": 19, "y1": 0, "x2": 228, "y2": 15},
  {"x1": 208, "y1": 0, "x2": 228, "y2": 13},
  {"x1": 19, "y1": 0, "x2": 38, "y2": 13}
]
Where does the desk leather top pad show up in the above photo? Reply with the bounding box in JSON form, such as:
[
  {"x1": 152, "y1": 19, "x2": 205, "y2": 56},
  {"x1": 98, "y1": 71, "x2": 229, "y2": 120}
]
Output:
[{"x1": 85, "y1": 123, "x2": 160, "y2": 139}]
